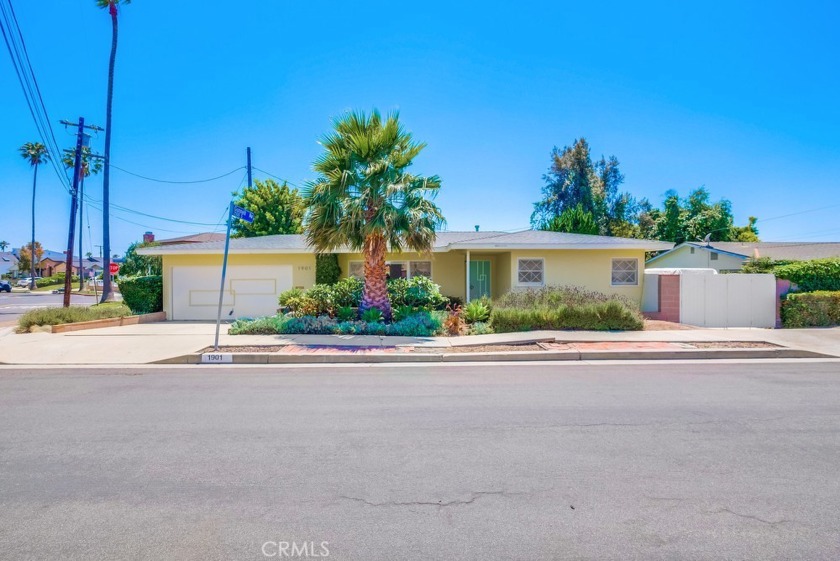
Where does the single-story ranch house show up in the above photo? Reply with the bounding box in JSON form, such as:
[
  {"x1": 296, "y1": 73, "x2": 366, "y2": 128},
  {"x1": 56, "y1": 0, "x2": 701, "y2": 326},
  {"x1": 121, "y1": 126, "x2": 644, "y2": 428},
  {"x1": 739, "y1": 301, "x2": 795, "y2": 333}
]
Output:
[
  {"x1": 647, "y1": 241, "x2": 840, "y2": 273},
  {"x1": 139, "y1": 230, "x2": 673, "y2": 320}
]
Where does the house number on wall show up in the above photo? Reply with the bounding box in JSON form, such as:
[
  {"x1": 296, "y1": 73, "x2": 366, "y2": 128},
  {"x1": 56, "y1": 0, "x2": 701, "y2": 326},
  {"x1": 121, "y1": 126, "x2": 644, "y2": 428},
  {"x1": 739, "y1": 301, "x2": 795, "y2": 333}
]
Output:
[{"x1": 297, "y1": 266, "x2": 313, "y2": 271}]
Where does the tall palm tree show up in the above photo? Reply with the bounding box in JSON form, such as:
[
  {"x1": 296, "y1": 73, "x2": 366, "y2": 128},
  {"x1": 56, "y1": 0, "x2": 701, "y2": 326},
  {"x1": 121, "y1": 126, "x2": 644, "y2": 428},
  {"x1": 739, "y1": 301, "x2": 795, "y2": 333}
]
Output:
[
  {"x1": 305, "y1": 110, "x2": 444, "y2": 317},
  {"x1": 0, "y1": 241, "x2": 8, "y2": 252},
  {"x1": 19, "y1": 142, "x2": 50, "y2": 289},
  {"x1": 63, "y1": 147, "x2": 103, "y2": 290},
  {"x1": 95, "y1": 0, "x2": 131, "y2": 302}
]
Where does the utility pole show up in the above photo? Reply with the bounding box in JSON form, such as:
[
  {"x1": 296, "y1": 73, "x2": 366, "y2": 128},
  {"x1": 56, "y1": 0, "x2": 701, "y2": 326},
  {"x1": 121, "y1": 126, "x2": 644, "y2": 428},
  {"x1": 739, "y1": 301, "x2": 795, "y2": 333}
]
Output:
[
  {"x1": 60, "y1": 119, "x2": 103, "y2": 307},
  {"x1": 246, "y1": 147, "x2": 253, "y2": 188}
]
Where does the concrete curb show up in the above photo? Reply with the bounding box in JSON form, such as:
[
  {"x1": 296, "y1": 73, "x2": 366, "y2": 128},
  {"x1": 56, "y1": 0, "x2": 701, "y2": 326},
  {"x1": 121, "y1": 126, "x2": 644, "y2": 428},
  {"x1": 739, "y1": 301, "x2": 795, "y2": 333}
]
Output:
[{"x1": 154, "y1": 347, "x2": 834, "y2": 365}]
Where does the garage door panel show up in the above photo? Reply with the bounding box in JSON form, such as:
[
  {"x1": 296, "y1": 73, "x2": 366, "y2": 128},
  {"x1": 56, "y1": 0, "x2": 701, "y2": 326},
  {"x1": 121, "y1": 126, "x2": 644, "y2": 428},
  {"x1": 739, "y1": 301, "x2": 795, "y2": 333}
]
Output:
[{"x1": 171, "y1": 265, "x2": 292, "y2": 320}]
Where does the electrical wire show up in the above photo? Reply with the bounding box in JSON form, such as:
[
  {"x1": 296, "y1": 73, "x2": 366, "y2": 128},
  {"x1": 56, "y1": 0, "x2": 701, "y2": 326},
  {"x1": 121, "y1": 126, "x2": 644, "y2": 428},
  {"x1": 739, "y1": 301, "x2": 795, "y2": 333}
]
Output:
[
  {"x1": 109, "y1": 164, "x2": 245, "y2": 184},
  {"x1": 251, "y1": 166, "x2": 302, "y2": 188}
]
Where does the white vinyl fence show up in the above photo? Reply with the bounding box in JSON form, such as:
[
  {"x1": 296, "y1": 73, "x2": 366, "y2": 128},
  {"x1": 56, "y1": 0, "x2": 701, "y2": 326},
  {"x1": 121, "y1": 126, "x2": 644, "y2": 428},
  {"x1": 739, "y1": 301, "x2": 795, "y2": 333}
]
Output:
[{"x1": 679, "y1": 273, "x2": 776, "y2": 328}]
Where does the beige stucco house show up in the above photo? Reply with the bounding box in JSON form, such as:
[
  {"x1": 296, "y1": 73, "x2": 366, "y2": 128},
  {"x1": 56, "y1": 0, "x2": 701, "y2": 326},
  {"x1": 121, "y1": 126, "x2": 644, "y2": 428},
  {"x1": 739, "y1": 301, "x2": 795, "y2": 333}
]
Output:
[{"x1": 139, "y1": 231, "x2": 672, "y2": 320}]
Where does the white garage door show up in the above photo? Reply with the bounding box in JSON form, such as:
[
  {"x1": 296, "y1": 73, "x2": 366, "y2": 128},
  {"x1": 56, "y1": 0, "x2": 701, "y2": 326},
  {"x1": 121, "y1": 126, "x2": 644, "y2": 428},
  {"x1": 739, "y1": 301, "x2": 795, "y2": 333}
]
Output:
[{"x1": 171, "y1": 265, "x2": 293, "y2": 320}]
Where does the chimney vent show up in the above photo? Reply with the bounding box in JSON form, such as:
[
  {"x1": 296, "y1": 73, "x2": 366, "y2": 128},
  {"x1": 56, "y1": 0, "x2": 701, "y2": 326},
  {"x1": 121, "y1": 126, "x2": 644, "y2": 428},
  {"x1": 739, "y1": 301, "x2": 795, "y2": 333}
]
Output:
[
  {"x1": 143, "y1": 231, "x2": 155, "y2": 243},
  {"x1": 474, "y1": 225, "x2": 480, "y2": 232}
]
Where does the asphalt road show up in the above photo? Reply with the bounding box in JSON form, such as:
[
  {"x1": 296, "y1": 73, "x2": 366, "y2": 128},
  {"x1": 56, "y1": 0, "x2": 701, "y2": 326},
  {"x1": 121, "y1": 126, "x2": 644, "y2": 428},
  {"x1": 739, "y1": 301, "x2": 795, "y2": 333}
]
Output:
[
  {"x1": 1, "y1": 362, "x2": 839, "y2": 560},
  {"x1": 0, "y1": 292, "x2": 97, "y2": 324}
]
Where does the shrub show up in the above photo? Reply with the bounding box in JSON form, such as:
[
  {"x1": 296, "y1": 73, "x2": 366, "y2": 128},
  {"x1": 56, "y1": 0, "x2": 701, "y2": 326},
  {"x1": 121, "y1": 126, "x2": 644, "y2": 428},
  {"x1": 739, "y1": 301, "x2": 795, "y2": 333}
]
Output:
[
  {"x1": 490, "y1": 286, "x2": 644, "y2": 332},
  {"x1": 278, "y1": 288, "x2": 305, "y2": 308},
  {"x1": 336, "y1": 306, "x2": 356, "y2": 321},
  {"x1": 117, "y1": 275, "x2": 163, "y2": 315},
  {"x1": 315, "y1": 254, "x2": 341, "y2": 284},
  {"x1": 775, "y1": 258, "x2": 840, "y2": 292},
  {"x1": 392, "y1": 305, "x2": 414, "y2": 322},
  {"x1": 468, "y1": 321, "x2": 493, "y2": 335},
  {"x1": 35, "y1": 274, "x2": 79, "y2": 288},
  {"x1": 782, "y1": 291, "x2": 840, "y2": 328},
  {"x1": 361, "y1": 307, "x2": 383, "y2": 323},
  {"x1": 306, "y1": 284, "x2": 336, "y2": 315},
  {"x1": 388, "y1": 276, "x2": 447, "y2": 310},
  {"x1": 386, "y1": 310, "x2": 443, "y2": 337},
  {"x1": 278, "y1": 315, "x2": 337, "y2": 335},
  {"x1": 443, "y1": 304, "x2": 465, "y2": 336},
  {"x1": 463, "y1": 300, "x2": 490, "y2": 323},
  {"x1": 18, "y1": 303, "x2": 131, "y2": 331},
  {"x1": 228, "y1": 316, "x2": 289, "y2": 335},
  {"x1": 332, "y1": 277, "x2": 364, "y2": 307}
]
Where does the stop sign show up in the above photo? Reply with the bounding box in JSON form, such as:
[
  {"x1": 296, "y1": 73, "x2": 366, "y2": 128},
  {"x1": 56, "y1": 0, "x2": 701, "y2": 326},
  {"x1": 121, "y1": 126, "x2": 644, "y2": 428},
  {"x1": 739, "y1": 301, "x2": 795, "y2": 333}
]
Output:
[{"x1": 109, "y1": 262, "x2": 120, "y2": 275}]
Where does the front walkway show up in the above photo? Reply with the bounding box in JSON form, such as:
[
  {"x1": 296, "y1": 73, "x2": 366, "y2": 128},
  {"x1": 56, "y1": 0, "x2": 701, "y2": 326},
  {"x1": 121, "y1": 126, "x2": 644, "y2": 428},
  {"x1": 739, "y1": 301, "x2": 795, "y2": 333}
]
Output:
[{"x1": 1, "y1": 321, "x2": 838, "y2": 365}]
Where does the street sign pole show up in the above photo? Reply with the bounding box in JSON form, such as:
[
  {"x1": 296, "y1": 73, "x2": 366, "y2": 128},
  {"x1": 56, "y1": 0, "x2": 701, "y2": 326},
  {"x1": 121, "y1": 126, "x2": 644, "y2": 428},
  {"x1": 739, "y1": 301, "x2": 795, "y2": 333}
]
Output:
[
  {"x1": 214, "y1": 203, "x2": 254, "y2": 351},
  {"x1": 214, "y1": 202, "x2": 234, "y2": 351}
]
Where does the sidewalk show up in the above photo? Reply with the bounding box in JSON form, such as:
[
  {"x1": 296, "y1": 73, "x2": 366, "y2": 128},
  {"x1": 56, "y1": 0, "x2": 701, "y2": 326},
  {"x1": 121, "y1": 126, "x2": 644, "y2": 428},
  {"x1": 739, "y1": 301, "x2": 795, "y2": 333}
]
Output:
[{"x1": 1, "y1": 321, "x2": 838, "y2": 365}]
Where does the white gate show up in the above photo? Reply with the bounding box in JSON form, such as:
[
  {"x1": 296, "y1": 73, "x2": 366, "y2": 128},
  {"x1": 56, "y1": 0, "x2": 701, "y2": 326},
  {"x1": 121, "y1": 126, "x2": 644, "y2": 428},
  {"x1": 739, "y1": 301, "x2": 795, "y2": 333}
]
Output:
[{"x1": 679, "y1": 273, "x2": 776, "y2": 328}]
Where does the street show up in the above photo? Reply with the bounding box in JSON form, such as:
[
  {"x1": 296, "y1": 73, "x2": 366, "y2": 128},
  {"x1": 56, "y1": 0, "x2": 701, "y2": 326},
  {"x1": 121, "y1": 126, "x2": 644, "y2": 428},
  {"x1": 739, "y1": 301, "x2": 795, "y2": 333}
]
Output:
[
  {"x1": 0, "y1": 292, "x2": 98, "y2": 324},
  {"x1": 1, "y1": 361, "x2": 839, "y2": 560}
]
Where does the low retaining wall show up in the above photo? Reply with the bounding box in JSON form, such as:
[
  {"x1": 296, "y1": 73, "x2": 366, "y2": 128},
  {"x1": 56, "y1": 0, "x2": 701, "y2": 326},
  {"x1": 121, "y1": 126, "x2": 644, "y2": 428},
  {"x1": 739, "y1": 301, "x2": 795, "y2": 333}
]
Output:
[{"x1": 49, "y1": 311, "x2": 167, "y2": 334}]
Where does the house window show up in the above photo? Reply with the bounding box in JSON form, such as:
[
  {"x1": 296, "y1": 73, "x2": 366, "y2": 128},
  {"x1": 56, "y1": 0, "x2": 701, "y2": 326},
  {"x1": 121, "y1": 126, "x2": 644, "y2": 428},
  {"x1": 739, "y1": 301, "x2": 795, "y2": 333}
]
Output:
[
  {"x1": 611, "y1": 258, "x2": 638, "y2": 286},
  {"x1": 349, "y1": 261, "x2": 364, "y2": 279},
  {"x1": 710, "y1": 252, "x2": 719, "y2": 261},
  {"x1": 409, "y1": 261, "x2": 432, "y2": 278},
  {"x1": 517, "y1": 258, "x2": 544, "y2": 286},
  {"x1": 690, "y1": 247, "x2": 695, "y2": 254}
]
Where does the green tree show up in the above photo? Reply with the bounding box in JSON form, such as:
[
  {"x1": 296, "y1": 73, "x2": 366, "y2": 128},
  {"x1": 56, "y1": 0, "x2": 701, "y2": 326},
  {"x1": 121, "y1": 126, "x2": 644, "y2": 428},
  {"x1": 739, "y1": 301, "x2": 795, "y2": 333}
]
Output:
[
  {"x1": 17, "y1": 241, "x2": 44, "y2": 279},
  {"x1": 119, "y1": 241, "x2": 162, "y2": 277},
  {"x1": 544, "y1": 204, "x2": 599, "y2": 235},
  {"x1": 531, "y1": 138, "x2": 637, "y2": 236},
  {"x1": 639, "y1": 187, "x2": 757, "y2": 244},
  {"x1": 305, "y1": 110, "x2": 445, "y2": 317},
  {"x1": 231, "y1": 179, "x2": 304, "y2": 237},
  {"x1": 0, "y1": 241, "x2": 9, "y2": 252},
  {"x1": 315, "y1": 254, "x2": 341, "y2": 284},
  {"x1": 95, "y1": 0, "x2": 132, "y2": 303},
  {"x1": 19, "y1": 142, "x2": 50, "y2": 289}
]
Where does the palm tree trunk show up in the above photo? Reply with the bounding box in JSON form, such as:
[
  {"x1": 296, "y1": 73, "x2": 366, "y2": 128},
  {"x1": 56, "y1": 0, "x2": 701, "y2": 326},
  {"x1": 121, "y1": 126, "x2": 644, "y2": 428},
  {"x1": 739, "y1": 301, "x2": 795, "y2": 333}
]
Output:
[
  {"x1": 360, "y1": 234, "x2": 391, "y2": 318},
  {"x1": 100, "y1": 1, "x2": 118, "y2": 303},
  {"x1": 30, "y1": 163, "x2": 37, "y2": 290}
]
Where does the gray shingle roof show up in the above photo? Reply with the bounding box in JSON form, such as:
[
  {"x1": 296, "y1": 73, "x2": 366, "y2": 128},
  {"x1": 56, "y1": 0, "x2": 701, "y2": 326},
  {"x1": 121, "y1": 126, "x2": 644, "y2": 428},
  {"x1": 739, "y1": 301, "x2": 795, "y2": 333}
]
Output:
[
  {"x1": 691, "y1": 242, "x2": 840, "y2": 261},
  {"x1": 138, "y1": 230, "x2": 672, "y2": 255}
]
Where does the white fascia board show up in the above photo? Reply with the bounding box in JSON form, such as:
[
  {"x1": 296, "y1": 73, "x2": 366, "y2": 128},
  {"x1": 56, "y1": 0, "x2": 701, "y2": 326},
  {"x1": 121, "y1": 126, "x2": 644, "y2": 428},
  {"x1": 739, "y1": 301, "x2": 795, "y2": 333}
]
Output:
[{"x1": 137, "y1": 247, "x2": 452, "y2": 256}]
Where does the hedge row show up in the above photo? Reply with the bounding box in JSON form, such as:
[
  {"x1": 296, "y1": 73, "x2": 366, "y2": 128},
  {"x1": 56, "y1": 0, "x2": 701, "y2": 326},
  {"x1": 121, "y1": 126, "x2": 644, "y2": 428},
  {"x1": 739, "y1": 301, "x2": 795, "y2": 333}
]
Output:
[
  {"x1": 781, "y1": 291, "x2": 840, "y2": 328},
  {"x1": 18, "y1": 303, "x2": 131, "y2": 331},
  {"x1": 118, "y1": 276, "x2": 163, "y2": 315},
  {"x1": 773, "y1": 258, "x2": 840, "y2": 292}
]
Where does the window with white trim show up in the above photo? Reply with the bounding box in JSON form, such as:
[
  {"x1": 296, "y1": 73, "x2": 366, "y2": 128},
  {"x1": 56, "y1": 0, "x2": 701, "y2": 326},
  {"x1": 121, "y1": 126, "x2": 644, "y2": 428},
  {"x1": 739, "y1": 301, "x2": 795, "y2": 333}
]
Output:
[
  {"x1": 611, "y1": 258, "x2": 638, "y2": 285},
  {"x1": 517, "y1": 258, "x2": 544, "y2": 285},
  {"x1": 409, "y1": 261, "x2": 432, "y2": 278},
  {"x1": 349, "y1": 261, "x2": 364, "y2": 279},
  {"x1": 710, "y1": 252, "x2": 719, "y2": 261}
]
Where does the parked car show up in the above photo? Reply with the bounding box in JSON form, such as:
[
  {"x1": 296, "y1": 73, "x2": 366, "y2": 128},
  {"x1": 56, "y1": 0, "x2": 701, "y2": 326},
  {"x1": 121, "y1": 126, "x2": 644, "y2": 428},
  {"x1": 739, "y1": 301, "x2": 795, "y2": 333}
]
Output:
[
  {"x1": 17, "y1": 278, "x2": 31, "y2": 288},
  {"x1": 0, "y1": 280, "x2": 11, "y2": 293}
]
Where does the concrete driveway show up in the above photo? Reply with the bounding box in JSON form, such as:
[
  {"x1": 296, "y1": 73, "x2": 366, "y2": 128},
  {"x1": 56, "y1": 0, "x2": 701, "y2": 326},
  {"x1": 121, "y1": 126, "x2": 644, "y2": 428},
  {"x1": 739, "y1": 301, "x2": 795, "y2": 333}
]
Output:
[{"x1": 0, "y1": 361, "x2": 839, "y2": 560}]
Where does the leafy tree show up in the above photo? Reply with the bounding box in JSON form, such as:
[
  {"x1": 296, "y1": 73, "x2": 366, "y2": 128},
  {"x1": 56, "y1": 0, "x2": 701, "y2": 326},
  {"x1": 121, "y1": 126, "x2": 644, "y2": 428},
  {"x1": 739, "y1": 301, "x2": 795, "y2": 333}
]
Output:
[
  {"x1": 543, "y1": 204, "x2": 599, "y2": 235},
  {"x1": 231, "y1": 179, "x2": 304, "y2": 237},
  {"x1": 20, "y1": 142, "x2": 50, "y2": 289},
  {"x1": 531, "y1": 138, "x2": 637, "y2": 236},
  {"x1": 95, "y1": 0, "x2": 132, "y2": 303},
  {"x1": 119, "y1": 241, "x2": 162, "y2": 277},
  {"x1": 638, "y1": 187, "x2": 757, "y2": 244},
  {"x1": 305, "y1": 110, "x2": 444, "y2": 317},
  {"x1": 17, "y1": 241, "x2": 44, "y2": 277},
  {"x1": 315, "y1": 254, "x2": 341, "y2": 284}
]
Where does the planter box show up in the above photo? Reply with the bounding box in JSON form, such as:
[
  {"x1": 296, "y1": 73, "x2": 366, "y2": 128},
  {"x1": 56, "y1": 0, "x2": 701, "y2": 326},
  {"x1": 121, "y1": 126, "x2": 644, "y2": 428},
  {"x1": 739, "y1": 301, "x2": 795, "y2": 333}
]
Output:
[{"x1": 47, "y1": 311, "x2": 167, "y2": 334}]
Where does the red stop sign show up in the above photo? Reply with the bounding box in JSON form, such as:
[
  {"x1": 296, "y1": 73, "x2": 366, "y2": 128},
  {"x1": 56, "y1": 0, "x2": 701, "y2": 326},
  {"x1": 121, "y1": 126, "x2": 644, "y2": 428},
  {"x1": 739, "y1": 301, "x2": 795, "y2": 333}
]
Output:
[{"x1": 109, "y1": 263, "x2": 120, "y2": 274}]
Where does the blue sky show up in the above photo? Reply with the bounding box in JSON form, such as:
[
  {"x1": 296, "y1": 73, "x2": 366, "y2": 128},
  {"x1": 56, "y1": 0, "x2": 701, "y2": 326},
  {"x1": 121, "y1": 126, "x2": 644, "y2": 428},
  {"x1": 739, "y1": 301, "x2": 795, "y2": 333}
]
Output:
[{"x1": 2, "y1": 0, "x2": 839, "y2": 255}]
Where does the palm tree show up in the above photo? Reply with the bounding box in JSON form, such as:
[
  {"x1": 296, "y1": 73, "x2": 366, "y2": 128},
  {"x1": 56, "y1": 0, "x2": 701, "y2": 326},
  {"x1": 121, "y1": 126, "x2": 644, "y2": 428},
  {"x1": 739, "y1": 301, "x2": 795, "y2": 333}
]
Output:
[
  {"x1": 62, "y1": 147, "x2": 103, "y2": 290},
  {"x1": 0, "y1": 241, "x2": 8, "y2": 252},
  {"x1": 95, "y1": 0, "x2": 131, "y2": 302},
  {"x1": 19, "y1": 142, "x2": 50, "y2": 289},
  {"x1": 305, "y1": 110, "x2": 444, "y2": 317}
]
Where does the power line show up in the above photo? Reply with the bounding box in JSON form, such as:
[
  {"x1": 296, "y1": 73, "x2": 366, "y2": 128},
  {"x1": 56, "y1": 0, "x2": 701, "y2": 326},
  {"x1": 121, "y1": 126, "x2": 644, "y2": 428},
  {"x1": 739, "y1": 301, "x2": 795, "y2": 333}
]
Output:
[
  {"x1": 251, "y1": 166, "x2": 302, "y2": 188},
  {"x1": 109, "y1": 164, "x2": 245, "y2": 184},
  {"x1": 755, "y1": 202, "x2": 840, "y2": 224}
]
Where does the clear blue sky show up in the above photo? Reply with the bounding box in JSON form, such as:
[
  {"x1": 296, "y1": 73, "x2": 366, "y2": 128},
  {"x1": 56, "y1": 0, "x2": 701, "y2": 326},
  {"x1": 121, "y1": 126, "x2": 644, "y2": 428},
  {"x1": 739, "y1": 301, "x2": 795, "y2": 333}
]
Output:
[{"x1": 2, "y1": 0, "x2": 839, "y2": 255}]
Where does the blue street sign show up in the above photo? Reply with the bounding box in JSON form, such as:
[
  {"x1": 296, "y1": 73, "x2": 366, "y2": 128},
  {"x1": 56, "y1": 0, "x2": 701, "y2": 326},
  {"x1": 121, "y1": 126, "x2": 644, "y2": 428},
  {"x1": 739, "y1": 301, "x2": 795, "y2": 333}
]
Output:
[{"x1": 232, "y1": 205, "x2": 255, "y2": 223}]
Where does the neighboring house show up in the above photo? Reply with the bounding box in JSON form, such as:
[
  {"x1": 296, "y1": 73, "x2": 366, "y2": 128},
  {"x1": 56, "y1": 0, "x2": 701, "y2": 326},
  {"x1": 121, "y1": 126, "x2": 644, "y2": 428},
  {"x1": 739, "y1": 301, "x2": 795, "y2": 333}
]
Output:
[
  {"x1": 138, "y1": 230, "x2": 672, "y2": 321},
  {"x1": 0, "y1": 252, "x2": 19, "y2": 277},
  {"x1": 54, "y1": 258, "x2": 104, "y2": 276},
  {"x1": 646, "y1": 241, "x2": 840, "y2": 273},
  {"x1": 153, "y1": 232, "x2": 226, "y2": 246}
]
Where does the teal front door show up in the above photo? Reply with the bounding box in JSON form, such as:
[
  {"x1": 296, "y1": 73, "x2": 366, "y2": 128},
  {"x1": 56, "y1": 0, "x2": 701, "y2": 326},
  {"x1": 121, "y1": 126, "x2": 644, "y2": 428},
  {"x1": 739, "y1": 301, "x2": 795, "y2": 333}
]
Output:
[{"x1": 469, "y1": 260, "x2": 491, "y2": 301}]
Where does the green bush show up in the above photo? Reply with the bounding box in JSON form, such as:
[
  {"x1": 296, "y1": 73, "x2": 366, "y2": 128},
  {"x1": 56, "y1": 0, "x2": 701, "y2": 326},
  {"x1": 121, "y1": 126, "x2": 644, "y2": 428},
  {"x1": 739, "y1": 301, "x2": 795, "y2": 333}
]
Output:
[
  {"x1": 18, "y1": 303, "x2": 131, "y2": 331},
  {"x1": 468, "y1": 321, "x2": 493, "y2": 335},
  {"x1": 306, "y1": 284, "x2": 336, "y2": 315},
  {"x1": 463, "y1": 300, "x2": 490, "y2": 323},
  {"x1": 315, "y1": 254, "x2": 342, "y2": 284},
  {"x1": 490, "y1": 286, "x2": 644, "y2": 332},
  {"x1": 117, "y1": 275, "x2": 163, "y2": 315},
  {"x1": 336, "y1": 306, "x2": 356, "y2": 321},
  {"x1": 332, "y1": 277, "x2": 364, "y2": 307},
  {"x1": 278, "y1": 288, "x2": 304, "y2": 307},
  {"x1": 774, "y1": 258, "x2": 840, "y2": 292},
  {"x1": 228, "y1": 311, "x2": 444, "y2": 337},
  {"x1": 361, "y1": 307, "x2": 383, "y2": 323},
  {"x1": 35, "y1": 274, "x2": 79, "y2": 288},
  {"x1": 229, "y1": 316, "x2": 290, "y2": 335},
  {"x1": 387, "y1": 276, "x2": 448, "y2": 310},
  {"x1": 781, "y1": 291, "x2": 840, "y2": 328}
]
